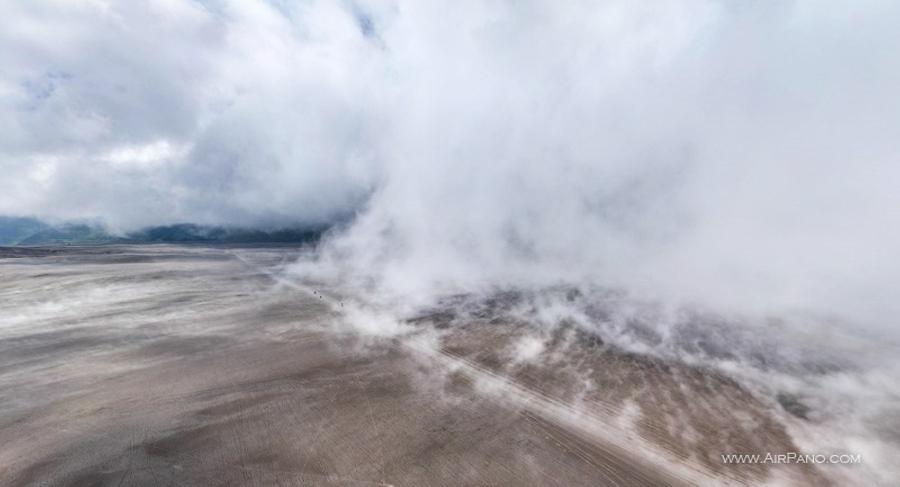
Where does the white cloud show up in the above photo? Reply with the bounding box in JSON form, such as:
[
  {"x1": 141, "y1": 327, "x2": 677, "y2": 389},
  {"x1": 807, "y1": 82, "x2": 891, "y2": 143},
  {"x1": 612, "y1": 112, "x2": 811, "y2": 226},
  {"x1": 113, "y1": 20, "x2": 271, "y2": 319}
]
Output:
[
  {"x1": 102, "y1": 140, "x2": 190, "y2": 168},
  {"x1": 2, "y1": 0, "x2": 900, "y2": 330}
]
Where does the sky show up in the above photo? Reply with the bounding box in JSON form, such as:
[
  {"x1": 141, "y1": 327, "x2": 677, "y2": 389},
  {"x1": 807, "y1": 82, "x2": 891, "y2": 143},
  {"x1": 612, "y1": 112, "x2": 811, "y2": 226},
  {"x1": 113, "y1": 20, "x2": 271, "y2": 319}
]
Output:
[{"x1": 3, "y1": 0, "x2": 900, "y2": 329}]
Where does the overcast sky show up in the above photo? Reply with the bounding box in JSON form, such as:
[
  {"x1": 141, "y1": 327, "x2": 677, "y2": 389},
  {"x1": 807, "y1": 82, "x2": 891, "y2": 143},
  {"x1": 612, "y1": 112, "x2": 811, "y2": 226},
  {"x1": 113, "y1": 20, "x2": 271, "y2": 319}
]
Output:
[{"x1": 3, "y1": 0, "x2": 900, "y2": 327}]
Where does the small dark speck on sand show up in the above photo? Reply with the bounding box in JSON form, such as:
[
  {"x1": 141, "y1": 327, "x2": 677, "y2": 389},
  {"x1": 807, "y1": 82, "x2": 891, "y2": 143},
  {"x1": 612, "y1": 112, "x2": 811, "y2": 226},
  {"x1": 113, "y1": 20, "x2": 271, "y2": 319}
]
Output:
[{"x1": 777, "y1": 392, "x2": 812, "y2": 420}]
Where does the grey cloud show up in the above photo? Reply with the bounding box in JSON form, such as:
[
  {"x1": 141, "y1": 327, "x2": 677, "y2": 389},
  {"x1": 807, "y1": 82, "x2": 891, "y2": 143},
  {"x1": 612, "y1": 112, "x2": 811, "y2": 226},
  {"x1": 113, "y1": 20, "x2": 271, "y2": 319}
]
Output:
[
  {"x1": 1, "y1": 0, "x2": 379, "y2": 228},
  {"x1": 3, "y1": 0, "x2": 900, "y2": 331}
]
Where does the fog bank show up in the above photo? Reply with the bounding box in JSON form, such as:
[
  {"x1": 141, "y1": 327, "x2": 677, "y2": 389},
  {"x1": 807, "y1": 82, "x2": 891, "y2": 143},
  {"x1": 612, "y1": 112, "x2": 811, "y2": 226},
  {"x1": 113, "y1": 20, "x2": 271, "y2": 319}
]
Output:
[{"x1": 3, "y1": 0, "x2": 900, "y2": 329}]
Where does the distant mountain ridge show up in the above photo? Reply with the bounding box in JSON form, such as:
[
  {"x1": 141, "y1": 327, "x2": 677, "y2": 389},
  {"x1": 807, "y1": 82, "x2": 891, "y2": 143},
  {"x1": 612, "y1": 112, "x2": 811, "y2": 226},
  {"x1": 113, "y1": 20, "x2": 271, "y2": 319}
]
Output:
[
  {"x1": 127, "y1": 223, "x2": 326, "y2": 244},
  {"x1": 0, "y1": 217, "x2": 50, "y2": 245},
  {"x1": 0, "y1": 218, "x2": 328, "y2": 245}
]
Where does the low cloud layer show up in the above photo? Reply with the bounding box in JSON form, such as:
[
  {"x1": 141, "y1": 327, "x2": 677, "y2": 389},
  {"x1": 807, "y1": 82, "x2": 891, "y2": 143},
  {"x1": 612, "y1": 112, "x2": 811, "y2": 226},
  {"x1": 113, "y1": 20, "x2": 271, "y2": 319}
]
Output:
[
  {"x1": 2, "y1": 0, "x2": 381, "y2": 229},
  {"x1": 3, "y1": 0, "x2": 900, "y2": 329}
]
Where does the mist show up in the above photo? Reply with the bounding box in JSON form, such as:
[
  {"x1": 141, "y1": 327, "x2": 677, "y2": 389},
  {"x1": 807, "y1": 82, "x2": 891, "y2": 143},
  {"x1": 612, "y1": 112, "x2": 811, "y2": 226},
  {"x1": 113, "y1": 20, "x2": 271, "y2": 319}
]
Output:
[
  {"x1": 4, "y1": 0, "x2": 898, "y2": 331},
  {"x1": 317, "y1": 0, "x2": 900, "y2": 334},
  {"x1": 5, "y1": 4, "x2": 900, "y2": 484}
]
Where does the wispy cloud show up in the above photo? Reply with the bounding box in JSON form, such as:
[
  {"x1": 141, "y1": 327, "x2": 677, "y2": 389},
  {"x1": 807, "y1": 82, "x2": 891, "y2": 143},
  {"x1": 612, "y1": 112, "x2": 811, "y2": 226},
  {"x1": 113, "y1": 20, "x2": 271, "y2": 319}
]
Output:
[{"x1": 3, "y1": 0, "x2": 900, "y2": 329}]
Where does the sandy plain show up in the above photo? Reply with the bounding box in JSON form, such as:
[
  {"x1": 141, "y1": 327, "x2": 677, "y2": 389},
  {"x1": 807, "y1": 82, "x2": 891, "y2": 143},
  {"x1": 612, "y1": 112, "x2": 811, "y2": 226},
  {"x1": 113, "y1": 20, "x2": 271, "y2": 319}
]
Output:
[{"x1": 0, "y1": 246, "x2": 837, "y2": 486}]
